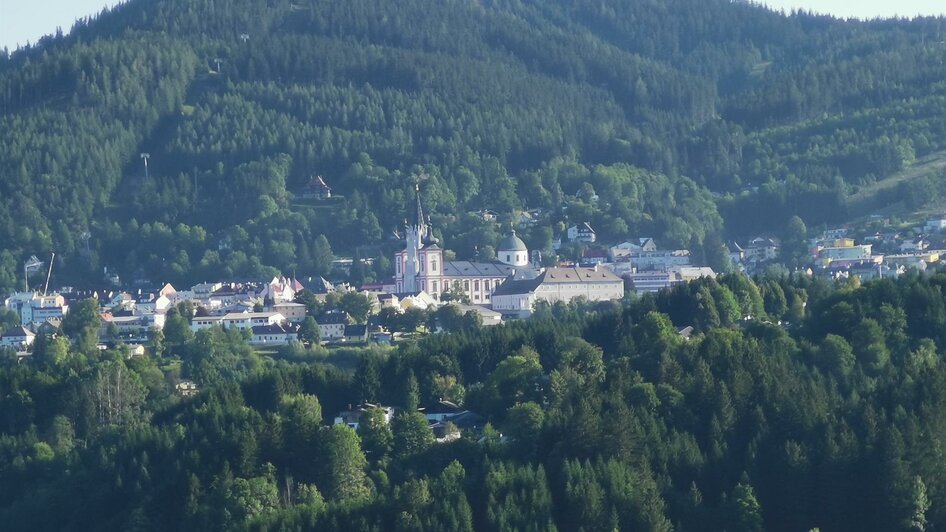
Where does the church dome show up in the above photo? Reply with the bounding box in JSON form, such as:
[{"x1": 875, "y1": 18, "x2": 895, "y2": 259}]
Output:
[{"x1": 498, "y1": 230, "x2": 528, "y2": 252}]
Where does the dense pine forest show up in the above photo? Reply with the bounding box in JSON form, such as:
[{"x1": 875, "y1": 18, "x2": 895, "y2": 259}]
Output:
[
  {"x1": 2, "y1": 0, "x2": 946, "y2": 289},
  {"x1": 4, "y1": 272, "x2": 946, "y2": 530}
]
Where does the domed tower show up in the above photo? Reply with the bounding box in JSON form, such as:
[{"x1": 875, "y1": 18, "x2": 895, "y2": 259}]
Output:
[{"x1": 497, "y1": 230, "x2": 529, "y2": 267}]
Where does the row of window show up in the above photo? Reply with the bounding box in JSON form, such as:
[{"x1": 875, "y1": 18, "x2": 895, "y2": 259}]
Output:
[{"x1": 395, "y1": 253, "x2": 440, "y2": 274}]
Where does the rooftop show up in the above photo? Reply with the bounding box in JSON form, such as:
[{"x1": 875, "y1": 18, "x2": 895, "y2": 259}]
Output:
[{"x1": 497, "y1": 230, "x2": 528, "y2": 252}]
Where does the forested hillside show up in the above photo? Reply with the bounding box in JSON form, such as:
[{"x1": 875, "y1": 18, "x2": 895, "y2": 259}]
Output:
[
  {"x1": 5, "y1": 271, "x2": 946, "y2": 530},
  {"x1": 1, "y1": 0, "x2": 945, "y2": 288}
]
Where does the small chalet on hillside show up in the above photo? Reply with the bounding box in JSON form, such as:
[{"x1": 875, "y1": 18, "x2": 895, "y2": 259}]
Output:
[{"x1": 298, "y1": 175, "x2": 332, "y2": 200}]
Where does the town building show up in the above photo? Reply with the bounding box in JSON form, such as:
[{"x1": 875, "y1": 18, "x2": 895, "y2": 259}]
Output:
[
  {"x1": 334, "y1": 404, "x2": 395, "y2": 430},
  {"x1": 491, "y1": 266, "x2": 624, "y2": 317},
  {"x1": 0, "y1": 326, "x2": 36, "y2": 349},
  {"x1": 745, "y1": 237, "x2": 780, "y2": 262},
  {"x1": 344, "y1": 324, "x2": 368, "y2": 343},
  {"x1": 191, "y1": 311, "x2": 285, "y2": 332},
  {"x1": 260, "y1": 276, "x2": 304, "y2": 304},
  {"x1": 250, "y1": 323, "x2": 300, "y2": 346},
  {"x1": 3, "y1": 292, "x2": 69, "y2": 326},
  {"x1": 623, "y1": 266, "x2": 718, "y2": 294},
  {"x1": 317, "y1": 311, "x2": 351, "y2": 341},
  {"x1": 567, "y1": 222, "x2": 597, "y2": 243},
  {"x1": 272, "y1": 302, "x2": 307, "y2": 323}
]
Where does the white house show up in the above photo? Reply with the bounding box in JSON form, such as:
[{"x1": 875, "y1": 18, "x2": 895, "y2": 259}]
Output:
[
  {"x1": 135, "y1": 294, "x2": 172, "y2": 314},
  {"x1": 610, "y1": 238, "x2": 658, "y2": 256},
  {"x1": 567, "y1": 222, "x2": 597, "y2": 243},
  {"x1": 220, "y1": 312, "x2": 285, "y2": 331},
  {"x1": 191, "y1": 282, "x2": 223, "y2": 299},
  {"x1": 0, "y1": 326, "x2": 35, "y2": 349},
  {"x1": 191, "y1": 311, "x2": 285, "y2": 332},
  {"x1": 191, "y1": 315, "x2": 223, "y2": 331},
  {"x1": 250, "y1": 323, "x2": 300, "y2": 346},
  {"x1": 334, "y1": 404, "x2": 395, "y2": 430},
  {"x1": 745, "y1": 238, "x2": 780, "y2": 262},
  {"x1": 317, "y1": 312, "x2": 350, "y2": 341}
]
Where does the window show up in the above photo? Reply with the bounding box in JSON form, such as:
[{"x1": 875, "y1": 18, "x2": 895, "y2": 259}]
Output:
[
  {"x1": 474, "y1": 280, "x2": 480, "y2": 291},
  {"x1": 431, "y1": 259, "x2": 438, "y2": 272},
  {"x1": 463, "y1": 280, "x2": 469, "y2": 291},
  {"x1": 432, "y1": 281, "x2": 439, "y2": 292},
  {"x1": 484, "y1": 280, "x2": 491, "y2": 291}
]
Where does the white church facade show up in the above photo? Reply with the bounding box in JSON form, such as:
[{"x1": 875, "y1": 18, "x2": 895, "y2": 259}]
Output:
[{"x1": 394, "y1": 187, "x2": 535, "y2": 305}]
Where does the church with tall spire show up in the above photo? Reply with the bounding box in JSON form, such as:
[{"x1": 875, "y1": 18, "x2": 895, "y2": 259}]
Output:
[{"x1": 394, "y1": 186, "x2": 537, "y2": 305}]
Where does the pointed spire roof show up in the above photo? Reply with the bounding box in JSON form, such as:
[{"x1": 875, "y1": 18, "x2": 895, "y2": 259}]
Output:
[{"x1": 415, "y1": 183, "x2": 425, "y2": 230}]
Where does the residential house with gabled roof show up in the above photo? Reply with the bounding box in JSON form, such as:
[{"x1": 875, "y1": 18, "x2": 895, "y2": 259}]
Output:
[
  {"x1": 260, "y1": 276, "x2": 304, "y2": 304},
  {"x1": 567, "y1": 222, "x2": 596, "y2": 243},
  {"x1": 158, "y1": 283, "x2": 177, "y2": 299},
  {"x1": 334, "y1": 403, "x2": 395, "y2": 430},
  {"x1": 306, "y1": 276, "x2": 335, "y2": 298},
  {"x1": 298, "y1": 175, "x2": 332, "y2": 200},
  {"x1": 344, "y1": 324, "x2": 368, "y2": 343},
  {"x1": 581, "y1": 248, "x2": 609, "y2": 266},
  {"x1": 250, "y1": 323, "x2": 300, "y2": 346},
  {"x1": 727, "y1": 242, "x2": 745, "y2": 264},
  {"x1": 317, "y1": 311, "x2": 351, "y2": 341},
  {"x1": 746, "y1": 237, "x2": 780, "y2": 262},
  {"x1": 1, "y1": 326, "x2": 36, "y2": 349},
  {"x1": 36, "y1": 317, "x2": 61, "y2": 336}
]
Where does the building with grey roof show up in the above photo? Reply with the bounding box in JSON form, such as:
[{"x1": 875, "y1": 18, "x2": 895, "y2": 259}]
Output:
[{"x1": 491, "y1": 266, "x2": 624, "y2": 317}]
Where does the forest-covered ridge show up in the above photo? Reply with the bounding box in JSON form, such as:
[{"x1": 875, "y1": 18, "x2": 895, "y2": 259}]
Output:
[
  {"x1": 1, "y1": 0, "x2": 945, "y2": 290},
  {"x1": 4, "y1": 269, "x2": 946, "y2": 530}
]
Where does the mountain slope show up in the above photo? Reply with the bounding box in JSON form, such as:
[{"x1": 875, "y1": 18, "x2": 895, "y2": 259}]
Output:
[{"x1": 1, "y1": 0, "x2": 945, "y2": 289}]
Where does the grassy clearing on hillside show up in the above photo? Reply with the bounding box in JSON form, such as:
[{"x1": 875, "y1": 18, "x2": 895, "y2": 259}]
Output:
[{"x1": 846, "y1": 149, "x2": 946, "y2": 218}]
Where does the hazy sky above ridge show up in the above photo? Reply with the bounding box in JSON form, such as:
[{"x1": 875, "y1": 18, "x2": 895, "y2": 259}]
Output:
[
  {"x1": 763, "y1": 0, "x2": 945, "y2": 19},
  {"x1": 1, "y1": 0, "x2": 945, "y2": 52},
  {"x1": 0, "y1": 0, "x2": 122, "y2": 51}
]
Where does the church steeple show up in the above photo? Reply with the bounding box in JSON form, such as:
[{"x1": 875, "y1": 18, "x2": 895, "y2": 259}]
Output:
[
  {"x1": 414, "y1": 183, "x2": 425, "y2": 232},
  {"x1": 403, "y1": 184, "x2": 429, "y2": 293}
]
